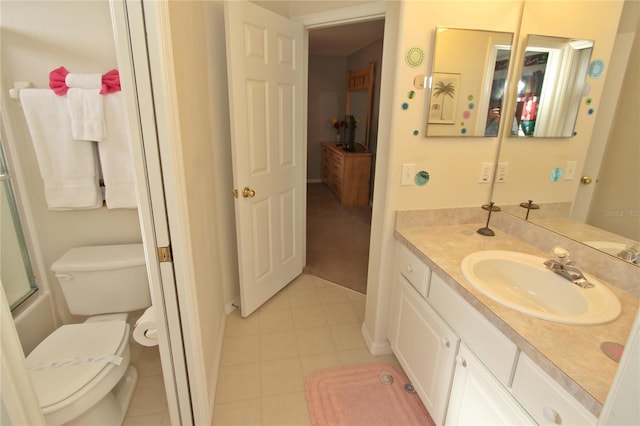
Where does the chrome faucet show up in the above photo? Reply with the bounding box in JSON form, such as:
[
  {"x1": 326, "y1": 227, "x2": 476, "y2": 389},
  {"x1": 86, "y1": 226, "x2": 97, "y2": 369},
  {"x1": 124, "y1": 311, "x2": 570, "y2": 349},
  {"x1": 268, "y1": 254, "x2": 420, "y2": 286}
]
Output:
[
  {"x1": 616, "y1": 241, "x2": 640, "y2": 264},
  {"x1": 543, "y1": 247, "x2": 594, "y2": 288}
]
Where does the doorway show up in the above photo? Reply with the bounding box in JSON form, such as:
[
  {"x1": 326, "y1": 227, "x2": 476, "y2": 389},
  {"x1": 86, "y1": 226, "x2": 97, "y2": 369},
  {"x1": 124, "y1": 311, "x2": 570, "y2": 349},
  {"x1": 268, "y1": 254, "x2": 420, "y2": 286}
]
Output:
[{"x1": 304, "y1": 20, "x2": 384, "y2": 294}]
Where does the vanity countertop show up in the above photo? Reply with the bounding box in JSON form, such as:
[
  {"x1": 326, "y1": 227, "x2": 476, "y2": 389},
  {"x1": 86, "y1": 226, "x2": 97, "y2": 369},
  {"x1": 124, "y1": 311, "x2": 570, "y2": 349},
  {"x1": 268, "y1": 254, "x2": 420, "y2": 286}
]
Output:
[{"x1": 394, "y1": 223, "x2": 639, "y2": 416}]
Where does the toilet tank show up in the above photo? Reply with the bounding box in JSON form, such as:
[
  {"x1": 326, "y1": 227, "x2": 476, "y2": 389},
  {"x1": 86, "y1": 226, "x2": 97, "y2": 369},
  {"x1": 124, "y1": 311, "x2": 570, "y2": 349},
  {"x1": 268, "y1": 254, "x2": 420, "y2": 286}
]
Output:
[{"x1": 51, "y1": 244, "x2": 151, "y2": 316}]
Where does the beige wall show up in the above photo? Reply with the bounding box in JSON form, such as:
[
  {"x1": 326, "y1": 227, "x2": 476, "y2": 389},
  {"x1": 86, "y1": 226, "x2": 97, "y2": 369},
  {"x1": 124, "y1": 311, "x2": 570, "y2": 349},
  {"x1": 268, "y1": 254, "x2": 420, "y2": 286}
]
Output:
[{"x1": 0, "y1": 0, "x2": 143, "y2": 350}]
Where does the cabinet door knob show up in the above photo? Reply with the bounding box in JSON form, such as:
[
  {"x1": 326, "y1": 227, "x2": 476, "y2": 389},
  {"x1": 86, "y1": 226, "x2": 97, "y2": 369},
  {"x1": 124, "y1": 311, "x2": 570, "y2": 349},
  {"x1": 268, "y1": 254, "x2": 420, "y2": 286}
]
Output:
[
  {"x1": 543, "y1": 407, "x2": 561, "y2": 424},
  {"x1": 441, "y1": 337, "x2": 450, "y2": 347},
  {"x1": 455, "y1": 355, "x2": 467, "y2": 367}
]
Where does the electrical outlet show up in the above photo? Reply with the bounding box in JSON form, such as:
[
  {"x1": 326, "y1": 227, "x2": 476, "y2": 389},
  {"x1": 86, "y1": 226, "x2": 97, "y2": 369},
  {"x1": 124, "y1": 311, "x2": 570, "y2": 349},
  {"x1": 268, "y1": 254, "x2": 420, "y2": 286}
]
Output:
[
  {"x1": 496, "y1": 162, "x2": 509, "y2": 183},
  {"x1": 564, "y1": 160, "x2": 577, "y2": 180},
  {"x1": 478, "y1": 162, "x2": 494, "y2": 184},
  {"x1": 401, "y1": 163, "x2": 415, "y2": 186}
]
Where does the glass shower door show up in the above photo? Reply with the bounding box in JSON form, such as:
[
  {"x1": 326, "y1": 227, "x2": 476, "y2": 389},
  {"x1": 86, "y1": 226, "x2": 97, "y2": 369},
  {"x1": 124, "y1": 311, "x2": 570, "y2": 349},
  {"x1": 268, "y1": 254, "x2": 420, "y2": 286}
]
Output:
[{"x1": 0, "y1": 141, "x2": 37, "y2": 309}]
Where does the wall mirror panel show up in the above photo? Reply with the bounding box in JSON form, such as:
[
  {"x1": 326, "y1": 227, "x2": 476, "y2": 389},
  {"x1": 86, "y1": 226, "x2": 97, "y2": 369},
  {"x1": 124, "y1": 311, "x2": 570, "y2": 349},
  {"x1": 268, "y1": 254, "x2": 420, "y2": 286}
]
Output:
[
  {"x1": 345, "y1": 62, "x2": 375, "y2": 151},
  {"x1": 511, "y1": 35, "x2": 594, "y2": 138},
  {"x1": 492, "y1": 0, "x2": 638, "y2": 266},
  {"x1": 425, "y1": 28, "x2": 514, "y2": 137}
]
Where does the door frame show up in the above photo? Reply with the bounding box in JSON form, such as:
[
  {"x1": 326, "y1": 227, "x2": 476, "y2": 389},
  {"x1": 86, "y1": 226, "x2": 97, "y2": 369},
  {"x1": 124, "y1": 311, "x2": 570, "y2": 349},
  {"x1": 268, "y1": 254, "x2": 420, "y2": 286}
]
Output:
[{"x1": 111, "y1": 1, "x2": 193, "y2": 424}]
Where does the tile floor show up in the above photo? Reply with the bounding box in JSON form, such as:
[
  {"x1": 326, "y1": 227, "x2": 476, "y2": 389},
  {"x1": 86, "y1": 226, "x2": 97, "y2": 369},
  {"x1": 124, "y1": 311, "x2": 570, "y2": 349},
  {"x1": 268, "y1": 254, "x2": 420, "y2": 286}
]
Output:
[
  {"x1": 212, "y1": 274, "x2": 400, "y2": 425},
  {"x1": 122, "y1": 338, "x2": 171, "y2": 425},
  {"x1": 122, "y1": 274, "x2": 400, "y2": 425}
]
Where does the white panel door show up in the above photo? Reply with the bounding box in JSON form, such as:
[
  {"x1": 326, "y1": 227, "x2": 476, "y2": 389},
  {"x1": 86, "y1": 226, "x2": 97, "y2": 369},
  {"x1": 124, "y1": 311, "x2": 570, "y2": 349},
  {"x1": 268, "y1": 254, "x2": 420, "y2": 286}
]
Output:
[{"x1": 225, "y1": 1, "x2": 305, "y2": 317}]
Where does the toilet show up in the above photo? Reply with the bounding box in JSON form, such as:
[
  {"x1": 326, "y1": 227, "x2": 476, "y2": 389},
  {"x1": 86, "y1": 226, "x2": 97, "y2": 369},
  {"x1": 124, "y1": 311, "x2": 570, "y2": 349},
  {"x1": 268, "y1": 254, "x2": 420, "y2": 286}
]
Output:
[{"x1": 26, "y1": 243, "x2": 151, "y2": 426}]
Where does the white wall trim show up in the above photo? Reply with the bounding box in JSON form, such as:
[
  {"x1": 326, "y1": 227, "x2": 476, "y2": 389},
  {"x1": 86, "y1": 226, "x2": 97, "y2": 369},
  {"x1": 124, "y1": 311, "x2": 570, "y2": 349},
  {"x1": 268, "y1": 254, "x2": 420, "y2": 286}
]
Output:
[
  {"x1": 361, "y1": 322, "x2": 392, "y2": 356},
  {"x1": 224, "y1": 299, "x2": 240, "y2": 314},
  {"x1": 293, "y1": 1, "x2": 385, "y2": 28},
  {"x1": 1, "y1": 288, "x2": 45, "y2": 425}
]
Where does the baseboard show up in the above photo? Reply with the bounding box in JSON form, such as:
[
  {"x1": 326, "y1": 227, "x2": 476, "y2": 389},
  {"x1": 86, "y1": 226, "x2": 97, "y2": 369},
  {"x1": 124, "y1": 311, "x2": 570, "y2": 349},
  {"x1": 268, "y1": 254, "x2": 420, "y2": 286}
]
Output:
[
  {"x1": 224, "y1": 299, "x2": 240, "y2": 314},
  {"x1": 361, "y1": 322, "x2": 392, "y2": 356}
]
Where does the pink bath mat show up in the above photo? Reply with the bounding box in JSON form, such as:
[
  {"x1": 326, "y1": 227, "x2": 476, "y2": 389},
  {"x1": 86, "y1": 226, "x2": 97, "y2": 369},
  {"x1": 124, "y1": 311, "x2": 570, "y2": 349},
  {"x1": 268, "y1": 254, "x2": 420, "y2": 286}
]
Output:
[{"x1": 305, "y1": 363, "x2": 435, "y2": 426}]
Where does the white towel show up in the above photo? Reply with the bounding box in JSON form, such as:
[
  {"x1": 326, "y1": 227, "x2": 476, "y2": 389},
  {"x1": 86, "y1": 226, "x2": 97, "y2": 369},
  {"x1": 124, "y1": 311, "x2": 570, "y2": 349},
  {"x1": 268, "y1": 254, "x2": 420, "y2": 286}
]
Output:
[
  {"x1": 65, "y1": 73, "x2": 101, "y2": 90},
  {"x1": 19, "y1": 89, "x2": 103, "y2": 210},
  {"x1": 99, "y1": 92, "x2": 138, "y2": 209},
  {"x1": 67, "y1": 88, "x2": 106, "y2": 141}
]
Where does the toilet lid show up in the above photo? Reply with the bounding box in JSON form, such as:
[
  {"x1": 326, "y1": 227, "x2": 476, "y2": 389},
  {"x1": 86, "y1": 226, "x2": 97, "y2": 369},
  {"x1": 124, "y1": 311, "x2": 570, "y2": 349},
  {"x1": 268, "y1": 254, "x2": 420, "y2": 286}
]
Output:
[{"x1": 26, "y1": 321, "x2": 128, "y2": 409}]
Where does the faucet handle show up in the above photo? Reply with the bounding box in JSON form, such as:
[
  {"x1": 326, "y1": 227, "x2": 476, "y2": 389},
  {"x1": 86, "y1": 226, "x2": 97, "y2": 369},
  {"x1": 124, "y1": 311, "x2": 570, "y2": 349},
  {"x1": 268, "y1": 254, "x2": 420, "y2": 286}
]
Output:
[{"x1": 551, "y1": 247, "x2": 573, "y2": 265}]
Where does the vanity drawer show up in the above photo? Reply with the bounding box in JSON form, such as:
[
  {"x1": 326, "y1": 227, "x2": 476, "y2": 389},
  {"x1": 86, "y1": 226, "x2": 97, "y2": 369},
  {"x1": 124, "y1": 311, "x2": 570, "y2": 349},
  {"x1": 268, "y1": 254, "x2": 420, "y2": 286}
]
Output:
[
  {"x1": 511, "y1": 353, "x2": 596, "y2": 425},
  {"x1": 396, "y1": 243, "x2": 431, "y2": 297},
  {"x1": 428, "y1": 273, "x2": 518, "y2": 386}
]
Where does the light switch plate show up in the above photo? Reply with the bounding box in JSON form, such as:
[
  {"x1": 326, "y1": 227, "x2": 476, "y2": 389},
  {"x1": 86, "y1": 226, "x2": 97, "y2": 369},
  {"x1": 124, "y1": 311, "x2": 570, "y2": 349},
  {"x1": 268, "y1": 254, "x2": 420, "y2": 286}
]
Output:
[
  {"x1": 401, "y1": 163, "x2": 415, "y2": 186},
  {"x1": 565, "y1": 160, "x2": 577, "y2": 180}
]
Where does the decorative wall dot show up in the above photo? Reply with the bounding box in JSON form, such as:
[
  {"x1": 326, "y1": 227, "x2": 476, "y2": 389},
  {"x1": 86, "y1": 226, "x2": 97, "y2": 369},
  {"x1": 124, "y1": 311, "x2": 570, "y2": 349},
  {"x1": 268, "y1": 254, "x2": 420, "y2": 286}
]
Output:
[
  {"x1": 589, "y1": 59, "x2": 605, "y2": 78},
  {"x1": 415, "y1": 171, "x2": 430, "y2": 186},
  {"x1": 405, "y1": 47, "x2": 424, "y2": 67},
  {"x1": 413, "y1": 130, "x2": 419, "y2": 136},
  {"x1": 586, "y1": 98, "x2": 593, "y2": 105},
  {"x1": 573, "y1": 131, "x2": 578, "y2": 136},
  {"x1": 468, "y1": 95, "x2": 474, "y2": 101},
  {"x1": 588, "y1": 108, "x2": 595, "y2": 115},
  {"x1": 463, "y1": 111, "x2": 471, "y2": 119},
  {"x1": 461, "y1": 128, "x2": 467, "y2": 134},
  {"x1": 468, "y1": 102, "x2": 475, "y2": 110},
  {"x1": 550, "y1": 167, "x2": 563, "y2": 182},
  {"x1": 413, "y1": 74, "x2": 427, "y2": 89},
  {"x1": 408, "y1": 90, "x2": 415, "y2": 99},
  {"x1": 402, "y1": 103, "x2": 409, "y2": 110}
]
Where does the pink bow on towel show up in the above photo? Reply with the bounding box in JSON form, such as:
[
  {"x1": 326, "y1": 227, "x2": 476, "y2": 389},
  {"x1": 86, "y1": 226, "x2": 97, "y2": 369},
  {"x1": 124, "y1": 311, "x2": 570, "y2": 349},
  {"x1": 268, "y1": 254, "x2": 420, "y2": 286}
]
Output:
[{"x1": 49, "y1": 66, "x2": 121, "y2": 95}]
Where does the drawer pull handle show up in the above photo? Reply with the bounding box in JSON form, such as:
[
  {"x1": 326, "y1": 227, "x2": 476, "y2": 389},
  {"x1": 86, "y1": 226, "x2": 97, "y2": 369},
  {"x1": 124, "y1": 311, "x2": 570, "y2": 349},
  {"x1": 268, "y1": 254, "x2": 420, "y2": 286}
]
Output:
[
  {"x1": 543, "y1": 407, "x2": 561, "y2": 424},
  {"x1": 455, "y1": 355, "x2": 466, "y2": 367},
  {"x1": 441, "y1": 337, "x2": 450, "y2": 347}
]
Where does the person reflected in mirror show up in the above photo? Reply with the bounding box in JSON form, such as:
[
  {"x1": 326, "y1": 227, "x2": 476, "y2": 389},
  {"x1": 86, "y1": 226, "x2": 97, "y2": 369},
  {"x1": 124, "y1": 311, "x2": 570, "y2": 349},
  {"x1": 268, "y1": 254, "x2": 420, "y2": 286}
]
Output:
[
  {"x1": 485, "y1": 106, "x2": 501, "y2": 136},
  {"x1": 485, "y1": 105, "x2": 519, "y2": 136}
]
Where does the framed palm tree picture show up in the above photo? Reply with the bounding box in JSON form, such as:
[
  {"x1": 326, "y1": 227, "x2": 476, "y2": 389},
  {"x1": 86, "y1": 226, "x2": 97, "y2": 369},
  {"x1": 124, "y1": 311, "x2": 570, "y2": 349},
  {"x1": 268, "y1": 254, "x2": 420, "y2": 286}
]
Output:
[{"x1": 428, "y1": 73, "x2": 460, "y2": 124}]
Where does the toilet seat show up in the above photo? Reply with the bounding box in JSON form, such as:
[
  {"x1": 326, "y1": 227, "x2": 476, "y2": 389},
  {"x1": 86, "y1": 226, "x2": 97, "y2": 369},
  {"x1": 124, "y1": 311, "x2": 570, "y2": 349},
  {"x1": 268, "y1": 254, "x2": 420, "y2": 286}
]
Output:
[{"x1": 27, "y1": 321, "x2": 130, "y2": 423}]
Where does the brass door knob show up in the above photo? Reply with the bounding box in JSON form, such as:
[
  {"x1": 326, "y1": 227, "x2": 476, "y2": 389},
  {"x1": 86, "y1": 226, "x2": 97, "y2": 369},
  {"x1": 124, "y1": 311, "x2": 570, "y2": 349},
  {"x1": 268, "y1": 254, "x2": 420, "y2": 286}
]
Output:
[
  {"x1": 242, "y1": 187, "x2": 256, "y2": 198},
  {"x1": 580, "y1": 176, "x2": 593, "y2": 184}
]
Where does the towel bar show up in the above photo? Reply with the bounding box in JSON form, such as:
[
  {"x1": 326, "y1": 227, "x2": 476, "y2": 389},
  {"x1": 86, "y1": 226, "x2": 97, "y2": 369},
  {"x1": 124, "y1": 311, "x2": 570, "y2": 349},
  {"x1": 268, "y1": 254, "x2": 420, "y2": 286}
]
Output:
[{"x1": 9, "y1": 82, "x2": 34, "y2": 100}]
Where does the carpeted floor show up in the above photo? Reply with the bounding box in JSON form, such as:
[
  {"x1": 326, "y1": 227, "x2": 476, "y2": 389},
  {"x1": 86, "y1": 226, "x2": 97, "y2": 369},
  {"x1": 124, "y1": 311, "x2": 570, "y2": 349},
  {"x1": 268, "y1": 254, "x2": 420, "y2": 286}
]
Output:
[{"x1": 304, "y1": 183, "x2": 372, "y2": 294}]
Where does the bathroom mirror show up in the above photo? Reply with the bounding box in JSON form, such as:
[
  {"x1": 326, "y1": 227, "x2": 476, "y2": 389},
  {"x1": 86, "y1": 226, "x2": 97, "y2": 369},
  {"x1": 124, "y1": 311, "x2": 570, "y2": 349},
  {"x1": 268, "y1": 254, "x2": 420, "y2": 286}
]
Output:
[
  {"x1": 345, "y1": 62, "x2": 375, "y2": 150},
  {"x1": 492, "y1": 0, "x2": 639, "y2": 266},
  {"x1": 510, "y1": 35, "x2": 594, "y2": 138},
  {"x1": 425, "y1": 27, "x2": 514, "y2": 137}
]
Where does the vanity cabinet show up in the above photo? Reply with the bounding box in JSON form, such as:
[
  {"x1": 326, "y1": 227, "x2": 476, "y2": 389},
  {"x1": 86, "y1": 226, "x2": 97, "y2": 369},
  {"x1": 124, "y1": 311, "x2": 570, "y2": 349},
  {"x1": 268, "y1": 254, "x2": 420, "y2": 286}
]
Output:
[
  {"x1": 389, "y1": 275, "x2": 460, "y2": 425},
  {"x1": 390, "y1": 241, "x2": 597, "y2": 426},
  {"x1": 511, "y1": 353, "x2": 597, "y2": 425},
  {"x1": 320, "y1": 142, "x2": 371, "y2": 206},
  {"x1": 446, "y1": 344, "x2": 535, "y2": 425}
]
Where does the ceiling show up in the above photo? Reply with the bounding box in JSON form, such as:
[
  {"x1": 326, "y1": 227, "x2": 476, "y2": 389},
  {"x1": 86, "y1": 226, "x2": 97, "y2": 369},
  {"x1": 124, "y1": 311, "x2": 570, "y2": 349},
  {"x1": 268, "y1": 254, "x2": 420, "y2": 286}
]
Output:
[{"x1": 309, "y1": 19, "x2": 385, "y2": 56}]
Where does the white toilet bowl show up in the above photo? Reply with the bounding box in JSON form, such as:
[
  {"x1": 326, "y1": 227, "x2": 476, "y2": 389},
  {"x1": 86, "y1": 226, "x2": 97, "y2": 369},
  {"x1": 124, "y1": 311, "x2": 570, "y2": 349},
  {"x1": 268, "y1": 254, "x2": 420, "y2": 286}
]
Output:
[{"x1": 26, "y1": 320, "x2": 138, "y2": 425}]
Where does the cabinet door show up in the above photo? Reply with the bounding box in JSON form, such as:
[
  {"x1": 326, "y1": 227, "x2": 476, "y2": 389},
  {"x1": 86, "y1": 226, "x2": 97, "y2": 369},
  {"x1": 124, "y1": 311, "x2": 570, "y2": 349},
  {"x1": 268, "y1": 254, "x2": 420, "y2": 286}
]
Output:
[
  {"x1": 446, "y1": 344, "x2": 534, "y2": 425},
  {"x1": 389, "y1": 276, "x2": 460, "y2": 425}
]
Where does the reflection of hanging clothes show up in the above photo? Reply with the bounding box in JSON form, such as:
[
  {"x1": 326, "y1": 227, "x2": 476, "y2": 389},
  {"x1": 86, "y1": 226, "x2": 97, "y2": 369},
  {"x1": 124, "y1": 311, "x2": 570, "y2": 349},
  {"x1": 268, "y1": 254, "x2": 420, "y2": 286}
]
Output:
[{"x1": 521, "y1": 96, "x2": 539, "y2": 121}]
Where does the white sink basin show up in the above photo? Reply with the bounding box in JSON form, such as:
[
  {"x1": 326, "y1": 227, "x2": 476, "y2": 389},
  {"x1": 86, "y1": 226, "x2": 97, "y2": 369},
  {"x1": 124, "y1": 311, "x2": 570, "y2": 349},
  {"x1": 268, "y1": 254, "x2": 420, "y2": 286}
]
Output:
[{"x1": 461, "y1": 250, "x2": 621, "y2": 325}]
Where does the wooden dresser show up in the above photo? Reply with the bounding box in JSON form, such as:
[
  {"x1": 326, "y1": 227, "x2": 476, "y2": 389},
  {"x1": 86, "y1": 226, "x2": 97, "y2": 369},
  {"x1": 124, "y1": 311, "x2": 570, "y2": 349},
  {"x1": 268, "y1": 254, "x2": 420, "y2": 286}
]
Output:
[{"x1": 321, "y1": 142, "x2": 372, "y2": 206}]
